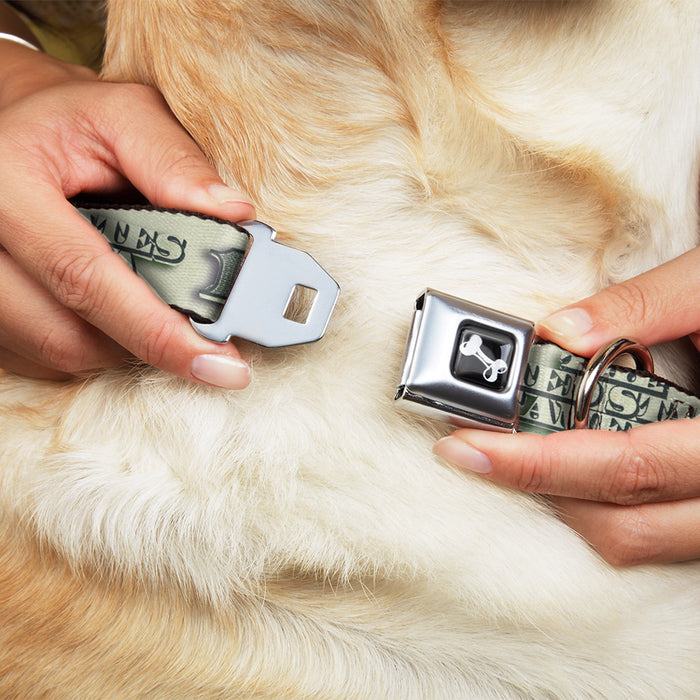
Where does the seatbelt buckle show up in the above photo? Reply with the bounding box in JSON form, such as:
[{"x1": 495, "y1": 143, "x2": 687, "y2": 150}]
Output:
[
  {"x1": 395, "y1": 289, "x2": 535, "y2": 432},
  {"x1": 191, "y1": 221, "x2": 340, "y2": 347}
]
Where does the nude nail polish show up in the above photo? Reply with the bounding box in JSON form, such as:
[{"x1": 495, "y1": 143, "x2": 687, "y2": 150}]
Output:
[
  {"x1": 538, "y1": 308, "x2": 594, "y2": 341},
  {"x1": 433, "y1": 436, "x2": 493, "y2": 474},
  {"x1": 208, "y1": 183, "x2": 252, "y2": 207},
  {"x1": 191, "y1": 354, "x2": 250, "y2": 389}
]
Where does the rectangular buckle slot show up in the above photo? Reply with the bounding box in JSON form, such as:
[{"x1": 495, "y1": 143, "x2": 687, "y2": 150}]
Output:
[{"x1": 283, "y1": 284, "x2": 318, "y2": 324}]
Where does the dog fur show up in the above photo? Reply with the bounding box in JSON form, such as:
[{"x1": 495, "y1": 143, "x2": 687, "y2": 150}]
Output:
[{"x1": 1, "y1": 0, "x2": 699, "y2": 696}]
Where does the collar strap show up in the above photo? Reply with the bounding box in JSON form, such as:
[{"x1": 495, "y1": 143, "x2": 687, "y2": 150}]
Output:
[
  {"x1": 76, "y1": 204, "x2": 339, "y2": 347},
  {"x1": 395, "y1": 289, "x2": 700, "y2": 434}
]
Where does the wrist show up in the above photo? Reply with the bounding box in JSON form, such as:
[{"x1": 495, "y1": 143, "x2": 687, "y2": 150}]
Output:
[
  {"x1": 0, "y1": 32, "x2": 40, "y2": 51},
  {"x1": 0, "y1": 42, "x2": 96, "y2": 110},
  {"x1": 0, "y1": 1, "x2": 41, "y2": 48}
]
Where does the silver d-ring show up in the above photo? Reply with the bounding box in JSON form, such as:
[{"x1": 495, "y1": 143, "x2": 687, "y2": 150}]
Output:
[{"x1": 571, "y1": 338, "x2": 654, "y2": 430}]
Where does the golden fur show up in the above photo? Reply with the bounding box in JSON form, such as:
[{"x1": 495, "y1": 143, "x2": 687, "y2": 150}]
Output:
[{"x1": 1, "y1": 0, "x2": 699, "y2": 696}]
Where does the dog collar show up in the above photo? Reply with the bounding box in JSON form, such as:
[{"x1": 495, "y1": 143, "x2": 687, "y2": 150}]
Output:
[
  {"x1": 395, "y1": 289, "x2": 700, "y2": 435},
  {"x1": 76, "y1": 204, "x2": 339, "y2": 347}
]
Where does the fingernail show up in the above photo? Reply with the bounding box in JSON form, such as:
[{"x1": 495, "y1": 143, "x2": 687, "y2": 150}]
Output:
[
  {"x1": 538, "y1": 307, "x2": 593, "y2": 341},
  {"x1": 208, "y1": 183, "x2": 253, "y2": 207},
  {"x1": 433, "y1": 436, "x2": 492, "y2": 474},
  {"x1": 190, "y1": 354, "x2": 250, "y2": 389}
]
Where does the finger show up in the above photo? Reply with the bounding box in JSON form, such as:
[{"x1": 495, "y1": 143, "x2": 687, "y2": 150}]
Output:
[
  {"x1": 535, "y1": 246, "x2": 700, "y2": 356},
  {"x1": 0, "y1": 249, "x2": 127, "y2": 372},
  {"x1": 0, "y1": 193, "x2": 251, "y2": 388},
  {"x1": 553, "y1": 496, "x2": 700, "y2": 566},
  {"x1": 433, "y1": 418, "x2": 700, "y2": 505},
  {"x1": 85, "y1": 83, "x2": 256, "y2": 221},
  {"x1": 0, "y1": 346, "x2": 73, "y2": 380}
]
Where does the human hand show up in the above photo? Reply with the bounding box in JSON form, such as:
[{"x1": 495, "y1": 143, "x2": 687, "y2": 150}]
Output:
[
  {"x1": 434, "y1": 246, "x2": 700, "y2": 566},
  {"x1": 0, "y1": 39, "x2": 255, "y2": 387}
]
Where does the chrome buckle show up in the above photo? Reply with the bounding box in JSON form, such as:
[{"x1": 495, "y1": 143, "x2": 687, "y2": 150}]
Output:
[
  {"x1": 191, "y1": 221, "x2": 340, "y2": 347},
  {"x1": 395, "y1": 289, "x2": 535, "y2": 432}
]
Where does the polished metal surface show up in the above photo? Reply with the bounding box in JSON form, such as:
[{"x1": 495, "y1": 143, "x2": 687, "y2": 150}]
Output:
[
  {"x1": 571, "y1": 338, "x2": 654, "y2": 429},
  {"x1": 395, "y1": 289, "x2": 535, "y2": 432},
  {"x1": 191, "y1": 221, "x2": 340, "y2": 347}
]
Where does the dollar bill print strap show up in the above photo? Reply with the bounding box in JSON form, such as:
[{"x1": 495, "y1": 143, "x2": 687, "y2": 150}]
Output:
[
  {"x1": 395, "y1": 289, "x2": 700, "y2": 434},
  {"x1": 518, "y1": 342, "x2": 700, "y2": 435},
  {"x1": 75, "y1": 204, "x2": 339, "y2": 347}
]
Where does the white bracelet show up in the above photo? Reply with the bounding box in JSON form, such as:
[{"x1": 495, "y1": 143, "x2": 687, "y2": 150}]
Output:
[{"x1": 0, "y1": 32, "x2": 40, "y2": 51}]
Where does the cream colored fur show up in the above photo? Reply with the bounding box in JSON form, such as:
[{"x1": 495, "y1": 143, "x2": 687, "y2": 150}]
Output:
[{"x1": 1, "y1": 0, "x2": 699, "y2": 696}]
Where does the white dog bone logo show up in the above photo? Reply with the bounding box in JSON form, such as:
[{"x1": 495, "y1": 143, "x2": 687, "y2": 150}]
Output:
[{"x1": 459, "y1": 333, "x2": 508, "y2": 383}]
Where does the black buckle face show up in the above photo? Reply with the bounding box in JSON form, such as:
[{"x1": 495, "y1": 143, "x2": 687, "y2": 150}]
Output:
[
  {"x1": 452, "y1": 324, "x2": 515, "y2": 392},
  {"x1": 395, "y1": 290, "x2": 535, "y2": 432}
]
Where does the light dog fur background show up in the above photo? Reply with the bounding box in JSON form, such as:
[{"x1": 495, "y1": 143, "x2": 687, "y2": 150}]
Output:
[{"x1": 1, "y1": 0, "x2": 699, "y2": 697}]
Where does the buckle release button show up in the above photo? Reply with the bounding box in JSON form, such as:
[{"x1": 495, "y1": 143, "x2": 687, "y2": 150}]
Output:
[{"x1": 452, "y1": 325, "x2": 515, "y2": 392}]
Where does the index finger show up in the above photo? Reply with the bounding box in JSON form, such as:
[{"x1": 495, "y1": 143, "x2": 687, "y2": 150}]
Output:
[
  {"x1": 434, "y1": 418, "x2": 700, "y2": 506},
  {"x1": 536, "y1": 246, "x2": 700, "y2": 357},
  {"x1": 1, "y1": 190, "x2": 249, "y2": 386}
]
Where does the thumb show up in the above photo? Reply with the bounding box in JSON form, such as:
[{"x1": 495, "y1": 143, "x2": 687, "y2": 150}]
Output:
[
  {"x1": 104, "y1": 84, "x2": 255, "y2": 222},
  {"x1": 536, "y1": 247, "x2": 700, "y2": 356}
]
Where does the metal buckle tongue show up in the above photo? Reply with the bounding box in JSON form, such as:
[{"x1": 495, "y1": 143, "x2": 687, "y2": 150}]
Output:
[
  {"x1": 395, "y1": 289, "x2": 535, "y2": 432},
  {"x1": 191, "y1": 221, "x2": 339, "y2": 347}
]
